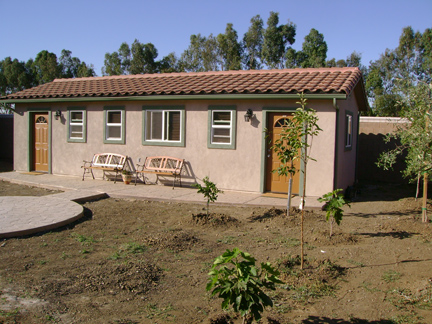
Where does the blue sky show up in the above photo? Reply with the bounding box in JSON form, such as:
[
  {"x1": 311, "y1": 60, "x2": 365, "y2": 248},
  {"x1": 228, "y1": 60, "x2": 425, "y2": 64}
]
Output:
[{"x1": 1, "y1": 0, "x2": 431, "y2": 76}]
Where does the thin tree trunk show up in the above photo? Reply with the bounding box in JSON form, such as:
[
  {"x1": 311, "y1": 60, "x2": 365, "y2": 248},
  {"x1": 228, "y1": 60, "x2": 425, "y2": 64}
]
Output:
[
  {"x1": 416, "y1": 173, "x2": 421, "y2": 201},
  {"x1": 300, "y1": 167, "x2": 307, "y2": 270},
  {"x1": 287, "y1": 177, "x2": 292, "y2": 216},
  {"x1": 422, "y1": 172, "x2": 428, "y2": 223}
]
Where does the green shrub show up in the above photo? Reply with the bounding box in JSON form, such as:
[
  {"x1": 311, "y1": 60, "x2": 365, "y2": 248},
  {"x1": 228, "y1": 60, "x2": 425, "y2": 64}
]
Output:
[{"x1": 206, "y1": 248, "x2": 283, "y2": 323}]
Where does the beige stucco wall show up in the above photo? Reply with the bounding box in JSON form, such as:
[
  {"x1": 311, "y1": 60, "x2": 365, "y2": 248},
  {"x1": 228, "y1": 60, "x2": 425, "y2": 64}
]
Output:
[
  {"x1": 334, "y1": 94, "x2": 360, "y2": 191},
  {"x1": 13, "y1": 96, "x2": 359, "y2": 196}
]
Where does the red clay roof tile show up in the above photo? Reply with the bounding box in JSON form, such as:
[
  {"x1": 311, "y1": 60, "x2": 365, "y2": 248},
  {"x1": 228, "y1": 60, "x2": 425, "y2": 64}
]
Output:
[{"x1": 2, "y1": 67, "x2": 363, "y2": 100}]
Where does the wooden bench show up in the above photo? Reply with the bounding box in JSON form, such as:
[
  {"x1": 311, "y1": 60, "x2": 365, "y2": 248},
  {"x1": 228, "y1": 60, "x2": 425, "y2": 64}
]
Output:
[
  {"x1": 135, "y1": 156, "x2": 184, "y2": 188},
  {"x1": 82, "y1": 153, "x2": 128, "y2": 183}
]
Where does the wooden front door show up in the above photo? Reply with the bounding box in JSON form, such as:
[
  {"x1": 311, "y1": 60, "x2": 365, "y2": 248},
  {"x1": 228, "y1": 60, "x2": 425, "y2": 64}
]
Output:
[
  {"x1": 265, "y1": 112, "x2": 300, "y2": 194},
  {"x1": 33, "y1": 113, "x2": 49, "y2": 172}
]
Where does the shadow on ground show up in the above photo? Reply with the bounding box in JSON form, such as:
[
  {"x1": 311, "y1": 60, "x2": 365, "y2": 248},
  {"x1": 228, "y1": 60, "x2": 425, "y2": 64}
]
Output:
[{"x1": 301, "y1": 316, "x2": 394, "y2": 323}]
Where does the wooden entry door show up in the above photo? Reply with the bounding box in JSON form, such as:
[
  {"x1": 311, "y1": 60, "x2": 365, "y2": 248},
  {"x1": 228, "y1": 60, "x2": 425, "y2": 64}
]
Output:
[
  {"x1": 33, "y1": 113, "x2": 49, "y2": 172},
  {"x1": 265, "y1": 112, "x2": 300, "y2": 194}
]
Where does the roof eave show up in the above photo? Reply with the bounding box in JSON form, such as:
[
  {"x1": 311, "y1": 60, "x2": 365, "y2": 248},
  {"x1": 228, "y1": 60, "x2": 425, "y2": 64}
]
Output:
[{"x1": 1, "y1": 93, "x2": 348, "y2": 104}]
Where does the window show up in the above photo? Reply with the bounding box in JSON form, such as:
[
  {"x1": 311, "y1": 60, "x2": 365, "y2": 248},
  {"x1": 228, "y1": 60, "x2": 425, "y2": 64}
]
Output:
[
  {"x1": 104, "y1": 106, "x2": 125, "y2": 144},
  {"x1": 67, "y1": 108, "x2": 86, "y2": 143},
  {"x1": 208, "y1": 106, "x2": 236, "y2": 149},
  {"x1": 345, "y1": 112, "x2": 353, "y2": 150},
  {"x1": 143, "y1": 106, "x2": 185, "y2": 147}
]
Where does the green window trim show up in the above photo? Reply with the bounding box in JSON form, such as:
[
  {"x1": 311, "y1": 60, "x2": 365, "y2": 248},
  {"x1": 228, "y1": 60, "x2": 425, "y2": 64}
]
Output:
[
  {"x1": 142, "y1": 105, "x2": 185, "y2": 147},
  {"x1": 207, "y1": 105, "x2": 237, "y2": 150},
  {"x1": 103, "y1": 106, "x2": 125, "y2": 144},
  {"x1": 67, "y1": 107, "x2": 87, "y2": 143},
  {"x1": 345, "y1": 110, "x2": 353, "y2": 151}
]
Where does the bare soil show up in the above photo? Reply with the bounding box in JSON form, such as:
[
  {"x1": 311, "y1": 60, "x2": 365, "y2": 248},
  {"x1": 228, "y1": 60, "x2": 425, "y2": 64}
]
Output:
[{"x1": 0, "y1": 179, "x2": 431, "y2": 324}]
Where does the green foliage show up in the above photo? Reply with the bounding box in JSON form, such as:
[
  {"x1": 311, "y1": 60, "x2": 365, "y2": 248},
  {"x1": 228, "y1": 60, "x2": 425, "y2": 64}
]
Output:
[
  {"x1": 270, "y1": 93, "x2": 322, "y2": 179},
  {"x1": 206, "y1": 248, "x2": 283, "y2": 322},
  {"x1": 217, "y1": 23, "x2": 242, "y2": 71},
  {"x1": 318, "y1": 189, "x2": 350, "y2": 231},
  {"x1": 242, "y1": 15, "x2": 264, "y2": 70},
  {"x1": 377, "y1": 82, "x2": 432, "y2": 182},
  {"x1": 193, "y1": 176, "x2": 223, "y2": 216},
  {"x1": 366, "y1": 26, "x2": 432, "y2": 116},
  {"x1": 300, "y1": 28, "x2": 328, "y2": 68},
  {"x1": 261, "y1": 11, "x2": 296, "y2": 69}
]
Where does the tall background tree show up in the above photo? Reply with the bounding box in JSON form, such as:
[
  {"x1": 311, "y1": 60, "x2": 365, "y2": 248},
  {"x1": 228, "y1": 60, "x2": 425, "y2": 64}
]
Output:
[
  {"x1": 242, "y1": 15, "x2": 264, "y2": 70},
  {"x1": 261, "y1": 11, "x2": 296, "y2": 69},
  {"x1": 366, "y1": 27, "x2": 432, "y2": 116},
  {"x1": 217, "y1": 23, "x2": 242, "y2": 71}
]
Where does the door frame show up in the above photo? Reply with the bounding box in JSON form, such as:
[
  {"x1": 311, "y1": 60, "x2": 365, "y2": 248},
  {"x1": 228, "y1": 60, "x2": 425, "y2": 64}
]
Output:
[
  {"x1": 28, "y1": 109, "x2": 52, "y2": 173},
  {"x1": 260, "y1": 107, "x2": 305, "y2": 194}
]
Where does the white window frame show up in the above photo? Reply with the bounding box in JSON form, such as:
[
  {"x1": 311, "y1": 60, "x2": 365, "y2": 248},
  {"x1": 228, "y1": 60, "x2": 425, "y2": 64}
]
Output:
[
  {"x1": 208, "y1": 106, "x2": 236, "y2": 149},
  {"x1": 67, "y1": 108, "x2": 86, "y2": 143},
  {"x1": 142, "y1": 106, "x2": 185, "y2": 147},
  {"x1": 345, "y1": 112, "x2": 353, "y2": 149},
  {"x1": 104, "y1": 106, "x2": 125, "y2": 144}
]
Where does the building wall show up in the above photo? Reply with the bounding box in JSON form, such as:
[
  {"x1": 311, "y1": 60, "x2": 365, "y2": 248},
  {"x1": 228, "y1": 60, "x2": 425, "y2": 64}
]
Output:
[
  {"x1": 334, "y1": 95, "x2": 361, "y2": 191},
  {"x1": 357, "y1": 117, "x2": 408, "y2": 183},
  {"x1": 13, "y1": 96, "x2": 360, "y2": 195}
]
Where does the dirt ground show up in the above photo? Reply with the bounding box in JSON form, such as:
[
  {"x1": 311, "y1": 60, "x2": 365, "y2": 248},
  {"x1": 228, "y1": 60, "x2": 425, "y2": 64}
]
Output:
[{"x1": 0, "y1": 177, "x2": 431, "y2": 324}]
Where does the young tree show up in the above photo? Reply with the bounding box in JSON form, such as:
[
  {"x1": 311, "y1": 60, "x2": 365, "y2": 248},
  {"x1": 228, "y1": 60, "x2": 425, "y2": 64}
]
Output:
[
  {"x1": 270, "y1": 93, "x2": 322, "y2": 268},
  {"x1": 377, "y1": 82, "x2": 432, "y2": 223},
  {"x1": 242, "y1": 15, "x2": 264, "y2": 70}
]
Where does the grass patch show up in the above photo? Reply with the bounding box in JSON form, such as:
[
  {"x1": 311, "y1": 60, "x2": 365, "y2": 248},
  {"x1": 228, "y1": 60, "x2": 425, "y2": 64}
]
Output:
[{"x1": 382, "y1": 270, "x2": 402, "y2": 283}]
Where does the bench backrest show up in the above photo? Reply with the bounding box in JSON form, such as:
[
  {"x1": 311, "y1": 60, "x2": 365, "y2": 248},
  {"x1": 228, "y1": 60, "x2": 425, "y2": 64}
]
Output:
[
  {"x1": 144, "y1": 156, "x2": 184, "y2": 173},
  {"x1": 92, "y1": 153, "x2": 127, "y2": 168}
]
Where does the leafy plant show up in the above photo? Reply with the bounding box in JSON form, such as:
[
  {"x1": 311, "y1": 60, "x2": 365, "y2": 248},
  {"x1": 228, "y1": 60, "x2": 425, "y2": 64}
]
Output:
[
  {"x1": 318, "y1": 189, "x2": 351, "y2": 237},
  {"x1": 206, "y1": 248, "x2": 283, "y2": 323},
  {"x1": 193, "y1": 176, "x2": 223, "y2": 216}
]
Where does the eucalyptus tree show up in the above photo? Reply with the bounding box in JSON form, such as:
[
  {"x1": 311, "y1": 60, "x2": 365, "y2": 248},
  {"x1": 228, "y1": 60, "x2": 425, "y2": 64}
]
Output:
[
  {"x1": 242, "y1": 15, "x2": 264, "y2": 69},
  {"x1": 59, "y1": 49, "x2": 95, "y2": 78},
  {"x1": 32, "y1": 50, "x2": 61, "y2": 84},
  {"x1": 261, "y1": 11, "x2": 296, "y2": 69},
  {"x1": 130, "y1": 40, "x2": 158, "y2": 74},
  {"x1": 366, "y1": 27, "x2": 432, "y2": 116},
  {"x1": 217, "y1": 23, "x2": 242, "y2": 71},
  {"x1": 102, "y1": 52, "x2": 123, "y2": 76},
  {"x1": 181, "y1": 34, "x2": 220, "y2": 72},
  {"x1": 203, "y1": 34, "x2": 220, "y2": 71},
  {"x1": 118, "y1": 42, "x2": 131, "y2": 73},
  {"x1": 0, "y1": 57, "x2": 35, "y2": 113},
  {"x1": 159, "y1": 52, "x2": 183, "y2": 73},
  {"x1": 300, "y1": 28, "x2": 328, "y2": 68}
]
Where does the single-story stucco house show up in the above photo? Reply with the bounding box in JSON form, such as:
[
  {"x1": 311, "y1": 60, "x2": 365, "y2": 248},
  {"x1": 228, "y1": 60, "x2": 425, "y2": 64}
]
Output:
[{"x1": 0, "y1": 67, "x2": 368, "y2": 197}]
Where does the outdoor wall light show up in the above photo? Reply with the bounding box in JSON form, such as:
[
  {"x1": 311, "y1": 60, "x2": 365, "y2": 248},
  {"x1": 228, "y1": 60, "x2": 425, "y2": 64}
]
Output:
[
  {"x1": 244, "y1": 109, "x2": 253, "y2": 122},
  {"x1": 55, "y1": 110, "x2": 61, "y2": 120}
]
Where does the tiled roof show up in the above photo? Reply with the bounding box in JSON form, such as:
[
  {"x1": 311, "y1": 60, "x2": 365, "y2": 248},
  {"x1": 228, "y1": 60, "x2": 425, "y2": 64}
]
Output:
[{"x1": 3, "y1": 67, "x2": 363, "y2": 100}]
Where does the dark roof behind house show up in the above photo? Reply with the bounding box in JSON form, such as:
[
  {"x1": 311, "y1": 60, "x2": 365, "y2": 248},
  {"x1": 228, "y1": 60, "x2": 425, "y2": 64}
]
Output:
[{"x1": 3, "y1": 67, "x2": 364, "y2": 101}]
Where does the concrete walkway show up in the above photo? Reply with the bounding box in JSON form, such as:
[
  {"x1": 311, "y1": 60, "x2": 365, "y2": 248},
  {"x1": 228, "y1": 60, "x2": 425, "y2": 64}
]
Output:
[{"x1": 0, "y1": 171, "x2": 322, "y2": 238}]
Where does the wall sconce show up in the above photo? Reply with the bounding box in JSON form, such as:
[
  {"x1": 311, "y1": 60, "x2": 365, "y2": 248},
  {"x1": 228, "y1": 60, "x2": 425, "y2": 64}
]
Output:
[
  {"x1": 54, "y1": 110, "x2": 61, "y2": 120},
  {"x1": 244, "y1": 109, "x2": 253, "y2": 122}
]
